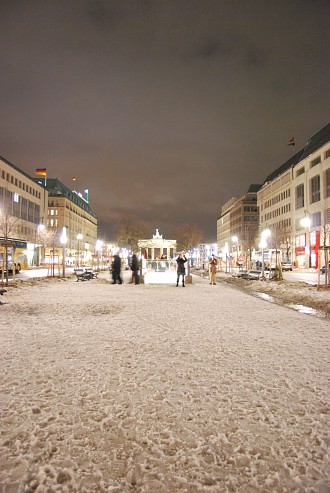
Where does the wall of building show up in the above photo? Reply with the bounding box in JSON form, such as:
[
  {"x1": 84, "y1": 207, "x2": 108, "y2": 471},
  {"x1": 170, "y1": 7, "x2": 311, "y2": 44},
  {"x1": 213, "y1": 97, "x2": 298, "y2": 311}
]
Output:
[{"x1": 257, "y1": 134, "x2": 330, "y2": 268}]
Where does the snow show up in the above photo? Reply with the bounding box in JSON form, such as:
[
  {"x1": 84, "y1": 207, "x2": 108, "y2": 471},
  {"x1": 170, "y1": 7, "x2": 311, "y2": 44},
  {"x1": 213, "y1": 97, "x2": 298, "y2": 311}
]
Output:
[{"x1": 1, "y1": 272, "x2": 329, "y2": 492}]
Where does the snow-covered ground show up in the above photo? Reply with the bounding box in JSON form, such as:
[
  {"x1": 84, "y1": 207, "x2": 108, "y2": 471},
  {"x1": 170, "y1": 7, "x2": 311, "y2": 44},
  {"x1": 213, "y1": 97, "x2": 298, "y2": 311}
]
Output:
[{"x1": 1, "y1": 272, "x2": 329, "y2": 493}]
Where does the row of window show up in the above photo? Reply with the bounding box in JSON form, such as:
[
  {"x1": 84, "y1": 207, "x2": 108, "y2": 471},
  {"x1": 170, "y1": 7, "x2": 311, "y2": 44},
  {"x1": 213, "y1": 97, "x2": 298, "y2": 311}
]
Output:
[
  {"x1": 49, "y1": 199, "x2": 97, "y2": 224},
  {"x1": 48, "y1": 219, "x2": 58, "y2": 228},
  {"x1": 243, "y1": 216, "x2": 258, "y2": 222},
  {"x1": 264, "y1": 203, "x2": 291, "y2": 221},
  {"x1": 0, "y1": 169, "x2": 42, "y2": 199},
  {"x1": 0, "y1": 188, "x2": 40, "y2": 224},
  {"x1": 14, "y1": 224, "x2": 36, "y2": 238},
  {"x1": 295, "y1": 211, "x2": 321, "y2": 230},
  {"x1": 264, "y1": 189, "x2": 291, "y2": 209},
  {"x1": 295, "y1": 150, "x2": 330, "y2": 178},
  {"x1": 296, "y1": 169, "x2": 330, "y2": 209},
  {"x1": 271, "y1": 218, "x2": 292, "y2": 230}
]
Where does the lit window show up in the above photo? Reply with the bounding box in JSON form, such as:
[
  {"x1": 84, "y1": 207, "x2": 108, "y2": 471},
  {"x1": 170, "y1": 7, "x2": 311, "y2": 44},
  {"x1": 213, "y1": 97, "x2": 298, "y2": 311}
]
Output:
[
  {"x1": 310, "y1": 156, "x2": 321, "y2": 168},
  {"x1": 311, "y1": 175, "x2": 320, "y2": 203},
  {"x1": 326, "y1": 168, "x2": 330, "y2": 198},
  {"x1": 296, "y1": 183, "x2": 304, "y2": 209}
]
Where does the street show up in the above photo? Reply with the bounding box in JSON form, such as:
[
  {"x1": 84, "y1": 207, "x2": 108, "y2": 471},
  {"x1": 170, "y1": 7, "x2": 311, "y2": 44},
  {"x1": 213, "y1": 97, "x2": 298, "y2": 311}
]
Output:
[{"x1": 282, "y1": 269, "x2": 319, "y2": 285}]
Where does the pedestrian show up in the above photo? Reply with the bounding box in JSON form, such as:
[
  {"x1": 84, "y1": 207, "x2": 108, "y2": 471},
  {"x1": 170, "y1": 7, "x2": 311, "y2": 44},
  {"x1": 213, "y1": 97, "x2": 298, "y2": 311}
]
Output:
[
  {"x1": 176, "y1": 252, "x2": 187, "y2": 287},
  {"x1": 131, "y1": 253, "x2": 139, "y2": 284},
  {"x1": 209, "y1": 255, "x2": 217, "y2": 285},
  {"x1": 111, "y1": 254, "x2": 123, "y2": 284}
]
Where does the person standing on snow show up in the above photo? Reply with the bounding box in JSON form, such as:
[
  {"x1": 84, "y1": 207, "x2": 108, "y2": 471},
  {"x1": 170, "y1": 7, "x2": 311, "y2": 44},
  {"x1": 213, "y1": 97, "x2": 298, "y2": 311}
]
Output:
[
  {"x1": 130, "y1": 253, "x2": 139, "y2": 284},
  {"x1": 111, "y1": 254, "x2": 123, "y2": 284},
  {"x1": 176, "y1": 252, "x2": 187, "y2": 287},
  {"x1": 209, "y1": 255, "x2": 218, "y2": 285}
]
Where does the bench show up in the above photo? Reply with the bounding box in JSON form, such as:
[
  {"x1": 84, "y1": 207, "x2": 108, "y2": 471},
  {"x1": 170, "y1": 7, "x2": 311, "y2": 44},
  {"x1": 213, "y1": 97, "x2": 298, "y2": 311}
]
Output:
[
  {"x1": 0, "y1": 288, "x2": 7, "y2": 304},
  {"x1": 74, "y1": 269, "x2": 90, "y2": 282},
  {"x1": 237, "y1": 270, "x2": 262, "y2": 280},
  {"x1": 84, "y1": 268, "x2": 99, "y2": 280},
  {"x1": 74, "y1": 268, "x2": 99, "y2": 281}
]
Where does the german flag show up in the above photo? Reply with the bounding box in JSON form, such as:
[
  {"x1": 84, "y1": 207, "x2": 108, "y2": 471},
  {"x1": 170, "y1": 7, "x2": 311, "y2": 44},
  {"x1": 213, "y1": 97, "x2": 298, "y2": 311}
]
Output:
[{"x1": 35, "y1": 168, "x2": 47, "y2": 176}]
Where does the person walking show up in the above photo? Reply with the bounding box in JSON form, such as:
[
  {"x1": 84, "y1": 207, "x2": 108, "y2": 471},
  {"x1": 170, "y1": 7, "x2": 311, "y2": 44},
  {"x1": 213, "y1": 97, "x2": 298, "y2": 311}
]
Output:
[
  {"x1": 176, "y1": 252, "x2": 187, "y2": 287},
  {"x1": 131, "y1": 253, "x2": 139, "y2": 285},
  {"x1": 111, "y1": 254, "x2": 123, "y2": 284},
  {"x1": 209, "y1": 255, "x2": 217, "y2": 285}
]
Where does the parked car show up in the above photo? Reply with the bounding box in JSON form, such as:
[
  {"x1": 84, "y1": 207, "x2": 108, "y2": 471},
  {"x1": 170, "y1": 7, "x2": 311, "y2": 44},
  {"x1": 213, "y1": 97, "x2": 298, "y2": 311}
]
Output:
[
  {"x1": 320, "y1": 262, "x2": 330, "y2": 274},
  {"x1": 281, "y1": 262, "x2": 293, "y2": 271}
]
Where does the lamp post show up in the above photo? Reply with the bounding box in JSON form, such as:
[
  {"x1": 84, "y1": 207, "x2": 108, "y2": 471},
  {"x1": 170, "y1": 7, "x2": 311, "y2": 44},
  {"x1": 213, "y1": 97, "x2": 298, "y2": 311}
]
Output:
[
  {"x1": 60, "y1": 227, "x2": 67, "y2": 278},
  {"x1": 301, "y1": 211, "x2": 311, "y2": 268},
  {"x1": 76, "y1": 233, "x2": 83, "y2": 267}
]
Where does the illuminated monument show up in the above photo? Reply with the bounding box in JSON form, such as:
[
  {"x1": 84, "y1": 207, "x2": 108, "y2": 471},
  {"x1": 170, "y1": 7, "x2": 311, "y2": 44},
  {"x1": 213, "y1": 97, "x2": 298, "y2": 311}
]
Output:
[
  {"x1": 138, "y1": 229, "x2": 177, "y2": 284},
  {"x1": 138, "y1": 229, "x2": 176, "y2": 260}
]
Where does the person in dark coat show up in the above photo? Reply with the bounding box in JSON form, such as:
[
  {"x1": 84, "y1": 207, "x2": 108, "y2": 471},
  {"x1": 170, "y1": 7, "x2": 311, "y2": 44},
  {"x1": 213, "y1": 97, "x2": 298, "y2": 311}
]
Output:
[
  {"x1": 111, "y1": 254, "x2": 123, "y2": 284},
  {"x1": 131, "y1": 253, "x2": 139, "y2": 284},
  {"x1": 176, "y1": 253, "x2": 187, "y2": 287}
]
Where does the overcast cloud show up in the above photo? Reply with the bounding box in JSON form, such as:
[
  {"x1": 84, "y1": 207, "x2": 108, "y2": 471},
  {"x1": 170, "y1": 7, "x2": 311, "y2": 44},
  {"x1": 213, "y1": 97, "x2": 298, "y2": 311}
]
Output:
[{"x1": 0, "y1": 0, "x2": 329, "y2": 241}]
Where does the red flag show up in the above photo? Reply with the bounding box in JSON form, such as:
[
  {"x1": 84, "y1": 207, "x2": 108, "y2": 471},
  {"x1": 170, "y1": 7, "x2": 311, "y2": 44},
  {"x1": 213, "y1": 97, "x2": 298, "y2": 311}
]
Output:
[{"x1": 35, "y1": 168, "x2": 47, "y2": 176}]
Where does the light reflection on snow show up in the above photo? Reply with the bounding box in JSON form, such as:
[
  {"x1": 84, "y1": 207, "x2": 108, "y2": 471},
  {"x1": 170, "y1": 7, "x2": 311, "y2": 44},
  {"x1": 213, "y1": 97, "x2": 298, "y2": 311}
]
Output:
[
  {"x1": 252, "y1": 291, "x2": 325, "y2": 318},
  {"x1": 288, "y1": 304, "x2": 318, "y2": 315},
  {"x1": 254, "y1": 292, "x2": 275, "y2": 303}
]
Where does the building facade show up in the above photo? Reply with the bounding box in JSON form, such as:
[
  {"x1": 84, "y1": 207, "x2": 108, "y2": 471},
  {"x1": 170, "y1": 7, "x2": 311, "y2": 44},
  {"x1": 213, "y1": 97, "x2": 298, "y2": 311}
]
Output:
[
  {"x1": 217, "y1": 185, "x2": 260, "y2": 268},
  {"x1": 44, "y1": 178, "x2": 98, "y2": 266},
  {"x1": 0, "y1": 155, "x2": 99, "y2": 269},
  {"x1": 258, "y1": 123, "x2": 330, "y2": 268},
  {"x1": 0, "y1": 155, "x2": 48, "y2": 267}
]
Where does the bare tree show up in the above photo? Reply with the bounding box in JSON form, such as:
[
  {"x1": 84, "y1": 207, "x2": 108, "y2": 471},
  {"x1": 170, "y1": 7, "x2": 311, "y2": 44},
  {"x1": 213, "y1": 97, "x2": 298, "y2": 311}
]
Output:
[
  {"x1": 266, "y1": 223, "x2": 284, "y2": 281},
  {"x1": 320, "y1": 208, "x2": 330, "y2": 248},
  {"x1": 174, "y1": 224, "x2": 203, "y2": 253},
  {"x1": 0, "y1": 210, "x2": 19, "y2": 285},
  {"x1": 116, "y1": 216, "x2": 148, "y2": 252},
  {"x1": 241, "y1": 224, "x2": 259, "y2": 269}
]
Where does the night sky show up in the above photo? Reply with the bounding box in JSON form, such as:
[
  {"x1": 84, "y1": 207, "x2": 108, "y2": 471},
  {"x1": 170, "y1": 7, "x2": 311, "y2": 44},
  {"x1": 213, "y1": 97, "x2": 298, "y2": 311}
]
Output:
[{"x1": 1, "y1": 0, "x2": 329, "y2": 242}]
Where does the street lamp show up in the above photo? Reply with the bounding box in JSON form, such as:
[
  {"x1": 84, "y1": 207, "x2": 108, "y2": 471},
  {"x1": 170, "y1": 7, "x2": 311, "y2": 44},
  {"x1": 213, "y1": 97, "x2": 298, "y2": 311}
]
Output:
[
  {"x1": 76, "y1": 233, "x2": 83, "y2": 267},
  {"x1": 301, "y1": 211, "x2": 311, "y2": 268},
  {"x1": 60, "y1": 227, "x2": 67, "y2": 278}
]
